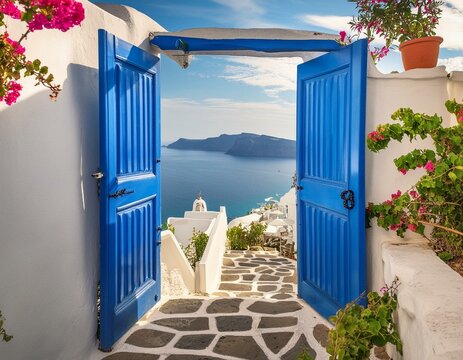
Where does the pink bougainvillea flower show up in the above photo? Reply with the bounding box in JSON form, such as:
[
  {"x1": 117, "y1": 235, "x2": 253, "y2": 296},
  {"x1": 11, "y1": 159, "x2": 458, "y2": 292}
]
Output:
[
  {"x1": 409, "y1": 190, "x2": 419, "y2": 199},
  {"x1": 379, "y1": 286, "x2": 387, "y2": 294},
  {"x1": 456, "y1": 109, "x2": 463, "y2": 123},
  {"x1": 399, "y1": 168, "x2": 407, "y2": 175},
  {"x1": 0, "y1": 1, "x2": 21, "y2": 19},
  {"x1": 390, "y1": 224, "x2": 400, "y2": 231},
  {"x1": 28, "y1": 0, "x2": 85, "y2": 32},
  {"x1": 0, "y1": 81, "x2": 23, "y2": 106},
  {"x1": 2, "y1": 32, "x2": 26, "y2": 55},
  {"x1": 391, "y1": 190, "x2": 402, "y2": 200},
  {"x1": 367, "y1": 130, "x2": 385, "y2": 143},
  {"x1": 408, "y1": 223, "x2": 418, "y2": 232},
  {"x1": 339, "y1": 30, "x2": 347, "y2": 42},
  {"x1": 385, "y1": 200, "x2": 393, "y2": 205},
  {"x1": 424, "y1": 160, "x2": 435, "y2": 172}
]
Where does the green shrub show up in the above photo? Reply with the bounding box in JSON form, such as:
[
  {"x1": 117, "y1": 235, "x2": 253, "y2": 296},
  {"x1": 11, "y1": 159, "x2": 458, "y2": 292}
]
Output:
[
  {"x1": 0, "y1": 310, "x2": 12, "y2": 343},
  {"x1": 183, "y1": 230, "x2": 209, "y2": 268},
  {"x1": 227, "y1": 224, "x2": 248, "y2": 250},
  {"x1": 367, "y1": 100, "x2": 463, "y2": 258},
  {"x1": 327, "y1": 278, "x2": 402, "y2": 360},
  {"x1": 227, "y1": 222, "x2": 267, "y2": 250},
  {"x1": 161, "y1": 223, "x2": 175, "y2": 234}
]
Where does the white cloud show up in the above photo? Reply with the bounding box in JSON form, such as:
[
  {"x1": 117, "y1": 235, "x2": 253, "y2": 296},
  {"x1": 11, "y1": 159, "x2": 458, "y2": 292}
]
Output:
[
  {"x1": 161, "y1": 97, "x2": 296, "y2": 143},
  {"x1": 436, "y1": 3, "x2": 463, "y2": 51},
  {"x1": 210, "y1": 0, "x2": 264, "y2": 15},
  {"x1": 299, "y1": 15, "x2": 351, "y2": 33},
  {"x1": 220, "y1": 57, "x2": 302, "y2": 99},
  {"x1": 209, "y1": 0, "x2": 281, "y2": 27},
  {"x1": 438, "y1": 56, "x2": 463, "y2": 71}
]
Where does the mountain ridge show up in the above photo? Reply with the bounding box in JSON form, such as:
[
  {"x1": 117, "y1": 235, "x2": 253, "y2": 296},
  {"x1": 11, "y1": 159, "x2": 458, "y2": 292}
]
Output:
[{"x1": 166, "y1": 133, "x2": 296, "y2": 158}]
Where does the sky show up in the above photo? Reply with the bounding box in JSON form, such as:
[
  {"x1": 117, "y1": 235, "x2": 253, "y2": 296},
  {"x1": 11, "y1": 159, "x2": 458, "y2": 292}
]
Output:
[{"x1": 91, "y1": 0, "x2": 463, "y2": 143}]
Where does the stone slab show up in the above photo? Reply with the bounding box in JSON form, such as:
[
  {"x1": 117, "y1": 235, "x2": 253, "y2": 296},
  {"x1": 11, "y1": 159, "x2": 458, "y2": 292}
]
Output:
[
  {"x1": 159, "y1": 299, "x2": 203, "y2": 314},
  {"x1": 271, "y1": 293, "x2": 293, "y2": 300},
  {"x1": 103, "y1": 353, "x2": 160, "y2": 360},
  {"x1": 125, "y1": 329, "x2": 175, "y2": 348},
  {"x1": 259, "y1": 274, "x2": 280, "y2": 281},
  {"x1": 262, "y1": 332, "x2": 294, "y2": 354},
  {"x1": 247, "y1": 301, "x2": 302, "y2": 314},
  {"x1": 258, "y1": 316, "x2": 298, "y2": 328},
  {"x1": 174, "y1": 334, "x2": 216, "y2": 350},
  {"x1": 216, "y1": 315, "x2": 252, "y2": 331},
  {"x1": 257, "y1": 285, "x2": 277, "y2": 292},
  {"x1": 313, "y1": 323, "x2": 329, "y2": 348},
  {"x1": 152, "y1": 317, "x2": 209, "y2": 331},
  {"x1": 281, "y1": 334, "x2": 316, "y2": 360},
  {"x1": 221, "y1": 274, "x2": 239, "y2": 281},
  {"x1": 213, "y1": 335, "x2": 267, "y2": 360},
  {"x1": 206, "y1": 298, "x2": 243, "y2": 314},
  {"x1": 219, "y1": 283, "x2": 252, "y2": 291},
  {"x1": 166, "y1": 355, "x2": 225, "y2": 360}
]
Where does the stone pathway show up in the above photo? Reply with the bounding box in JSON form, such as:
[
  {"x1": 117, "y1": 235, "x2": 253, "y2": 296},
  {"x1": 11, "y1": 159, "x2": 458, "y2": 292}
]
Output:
[{"x1": 100, "y1": 251, "x2": 388, "y2": 360}]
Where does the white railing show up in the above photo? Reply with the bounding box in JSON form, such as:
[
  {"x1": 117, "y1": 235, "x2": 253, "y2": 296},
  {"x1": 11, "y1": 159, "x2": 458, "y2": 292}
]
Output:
[
  {"x1": 160, "y1": 230, "x2": 195, "y2": 295},
  {"x1": 195, "y1": 207, "x2": 228, "y2": 294}
]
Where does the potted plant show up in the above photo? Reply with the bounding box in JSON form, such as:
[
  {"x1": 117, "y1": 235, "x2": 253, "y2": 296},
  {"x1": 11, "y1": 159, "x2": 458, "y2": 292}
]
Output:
[{"x1": 348, "y1": 0, "x2": 444, "y2": 70}]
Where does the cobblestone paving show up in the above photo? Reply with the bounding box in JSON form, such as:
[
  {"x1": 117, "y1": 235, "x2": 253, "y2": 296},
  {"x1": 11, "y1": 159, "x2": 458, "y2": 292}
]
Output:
[{"x1": 101, "y1": 251, "x2": 388, "y2": 360}]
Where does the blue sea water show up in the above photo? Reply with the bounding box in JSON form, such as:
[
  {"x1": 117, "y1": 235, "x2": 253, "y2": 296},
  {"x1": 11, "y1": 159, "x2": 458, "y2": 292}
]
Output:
[{"x1": 161, "y1": 148, "x2": 295, "y2": 223}]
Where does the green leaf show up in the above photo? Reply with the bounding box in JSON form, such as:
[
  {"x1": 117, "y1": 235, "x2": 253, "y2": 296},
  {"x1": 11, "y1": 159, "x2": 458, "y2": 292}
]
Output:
[
  {"x1": 448, "y1": 172, "x2": 457, "y2": 182},
  {"x1": 33, "y1": 59, "x2": 41, "y2": 71}
]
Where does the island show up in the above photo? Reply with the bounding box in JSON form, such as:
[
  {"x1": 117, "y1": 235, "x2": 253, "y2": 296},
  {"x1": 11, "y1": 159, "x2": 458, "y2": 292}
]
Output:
[{"x1": 166, "y1": 133, "x2": 296, "y2": 158}]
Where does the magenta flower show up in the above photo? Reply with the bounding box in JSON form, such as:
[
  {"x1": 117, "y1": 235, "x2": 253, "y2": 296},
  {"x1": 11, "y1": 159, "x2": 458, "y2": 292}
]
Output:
[
  {"x1": 424, "y1": 160, "x2": 435, "y2": 172},
  {"x1": 0, "y1": 1, "x2": 21, "y2": 19},
  {"x1": 391, "y1": 190, "x2": 402, "y2": 200},
  {"x1": 409, "y1": 190, "x2": 419, "y2": 199},
  {"x1": 0, "y1": 81, "x2": 22, "y2": 106},
  {"x1": 399, "y1": 168, "x2": 407, "y2": 175},
  {"x1": 408, "y1": 224, "x2": 418, "y2": 232},
  {"x1": 367, "y1": 130, "x2": 385, "y2": 143},
  {"x1": 339, "y1": 30, "x2": 347, "y2": 42}
]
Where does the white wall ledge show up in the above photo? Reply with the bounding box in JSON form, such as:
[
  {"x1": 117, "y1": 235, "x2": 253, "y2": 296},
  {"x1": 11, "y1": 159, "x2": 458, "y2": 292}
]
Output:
[
  {"x1": 381, "y1": 239, "x2": 463, "y2": 359},
  {"x1": 368, "y1": 62, "x2": 449, "y2": 80}
]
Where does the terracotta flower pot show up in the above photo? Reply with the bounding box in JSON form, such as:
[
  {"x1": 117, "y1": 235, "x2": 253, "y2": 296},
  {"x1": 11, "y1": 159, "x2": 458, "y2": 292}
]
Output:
[{"x1": 399, "y1": 36, "x2": 443, "y2": 71}]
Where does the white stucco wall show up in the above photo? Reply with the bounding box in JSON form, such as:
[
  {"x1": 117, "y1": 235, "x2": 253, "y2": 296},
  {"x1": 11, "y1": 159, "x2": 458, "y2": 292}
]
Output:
[
  {"x1": 160, "y1": 230, "x2": 195, "y2": 296},
  {"x1": 196, "y1": 207, "x2": 228, "y2": 294},
  {"x1": 366, "y1": 63, "x2": 463, "y2": 358},
  {"x1": 0, "y1": 3, "x2": 165, "y2": 360},
  {"x1": 279, "y1": 187, "x2": 297, "y2": 245},
  {"x1": 167, "y1": 217, "x2": 215, "y2": 248}
]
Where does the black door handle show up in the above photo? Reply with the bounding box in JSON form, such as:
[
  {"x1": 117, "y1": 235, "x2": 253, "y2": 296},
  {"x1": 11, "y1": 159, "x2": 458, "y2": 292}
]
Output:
[
  {"x1": 109, "y1": 188, "x2": 134, "y2": 199},
  {"x1": 340, "y1": 190, "x2": 355, "y2": 209}
]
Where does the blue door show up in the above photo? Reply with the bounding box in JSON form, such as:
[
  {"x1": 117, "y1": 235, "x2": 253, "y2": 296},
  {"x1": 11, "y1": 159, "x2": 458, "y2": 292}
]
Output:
[
  {"x1": 296, "y1": 39, "x2": 368, "y2": 319},
  {"x1": 98, "y1": 30, "x2": 161, "y2": 351}
]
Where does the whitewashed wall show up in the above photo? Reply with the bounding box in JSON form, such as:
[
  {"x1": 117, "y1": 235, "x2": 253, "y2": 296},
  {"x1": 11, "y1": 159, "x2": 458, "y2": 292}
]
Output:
[
  {"x1": 196, "y1": 207, "x2": 228, "y2": 294},
  {"x1": 279, "y1": 187, "x2": 297, "y2": 246},
  {"x1": 0, "y1": 3, "x2": 165, "y2": 360},
  {"x1": 366, "y1": 63, "x2": 463, "y2": 359},
  {"x1": 167, "y1": 217, "x2": 215, "y2": 248}
]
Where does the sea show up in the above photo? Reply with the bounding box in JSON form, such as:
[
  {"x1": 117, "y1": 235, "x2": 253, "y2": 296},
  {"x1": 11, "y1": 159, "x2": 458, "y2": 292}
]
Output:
[{"x1": 161, "y1": 147, "x2": 296, "y2": 223}]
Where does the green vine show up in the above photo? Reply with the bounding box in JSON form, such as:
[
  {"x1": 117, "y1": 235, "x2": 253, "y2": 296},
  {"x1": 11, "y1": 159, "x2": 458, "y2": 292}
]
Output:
[
  {"x1": 327, "y1": 278, "x2": 402, "y2": 360},
  {"x1": 183, "y1": 230, "x2": 209, "y2": 268},
  {"x1": 367, "y1": 100, "x2": 463, "y2": 258}
]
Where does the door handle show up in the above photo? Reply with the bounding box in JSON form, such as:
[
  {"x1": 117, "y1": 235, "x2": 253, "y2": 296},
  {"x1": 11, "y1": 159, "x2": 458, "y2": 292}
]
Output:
[
  {"x1": 340, "y1": 190, "x2": 355, "y2": 209},
  {"x1": 109, "y1": 188, "x2": 134, "y2": 199}
]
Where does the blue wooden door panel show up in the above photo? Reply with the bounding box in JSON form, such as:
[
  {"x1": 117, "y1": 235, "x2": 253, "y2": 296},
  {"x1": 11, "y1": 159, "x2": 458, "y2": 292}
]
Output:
[
  {"x1": 296, "y1": 39, "x2": 367, "y2": 319},
  {"x1": 99, "y1": 30, "x2": 161, "y2": 351}
]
